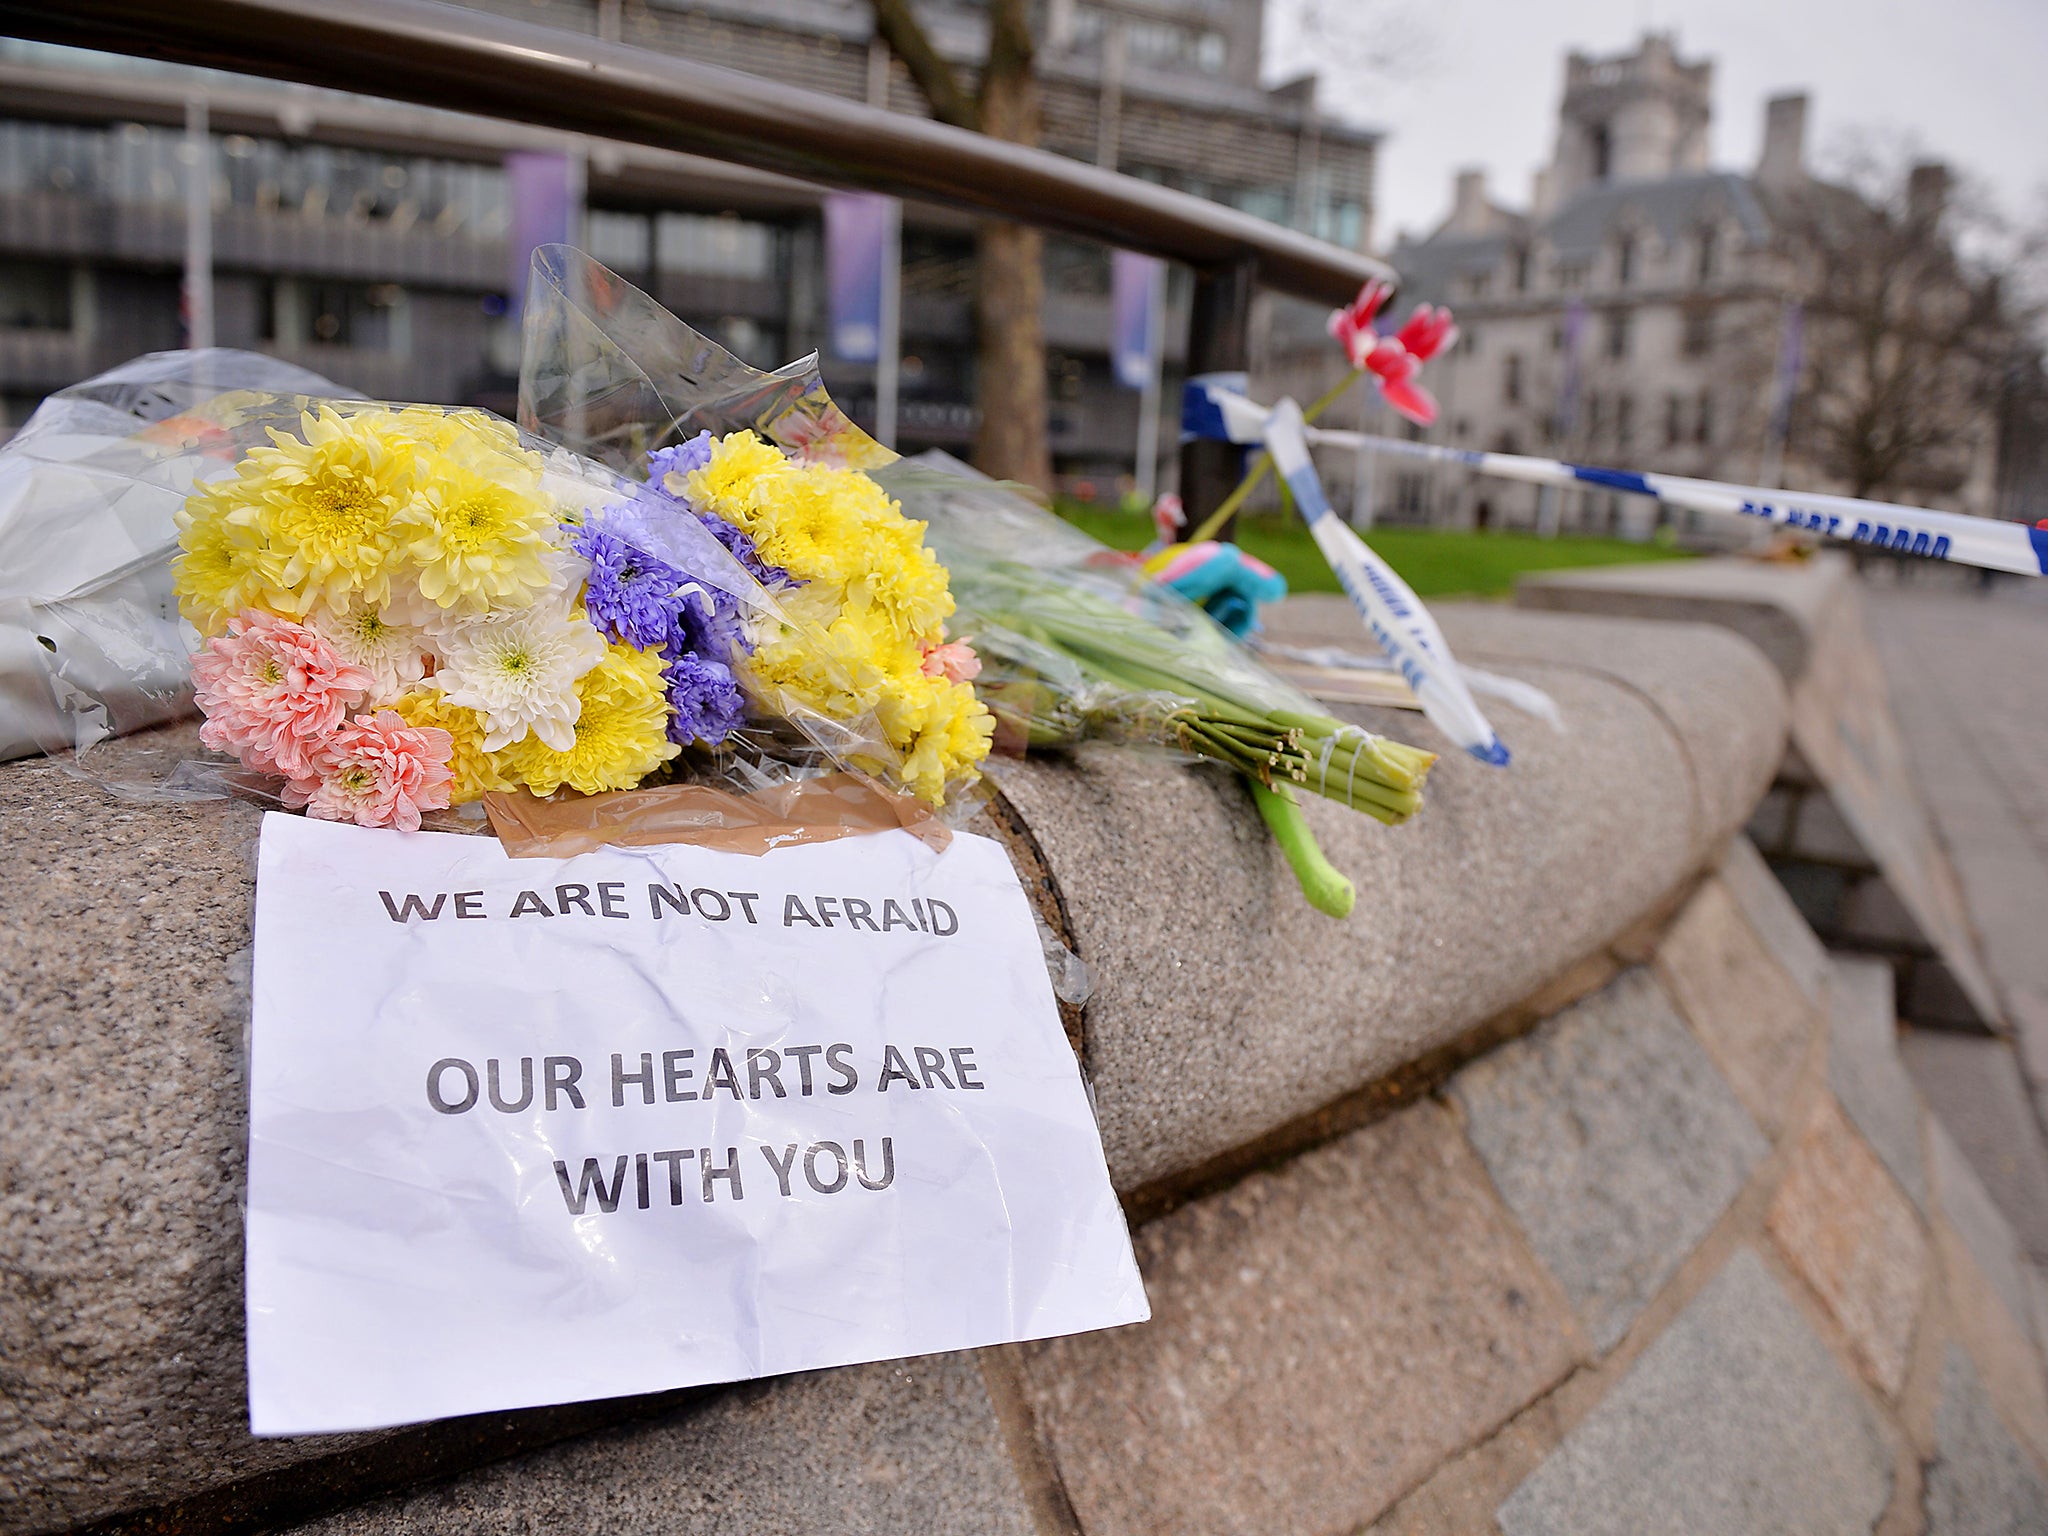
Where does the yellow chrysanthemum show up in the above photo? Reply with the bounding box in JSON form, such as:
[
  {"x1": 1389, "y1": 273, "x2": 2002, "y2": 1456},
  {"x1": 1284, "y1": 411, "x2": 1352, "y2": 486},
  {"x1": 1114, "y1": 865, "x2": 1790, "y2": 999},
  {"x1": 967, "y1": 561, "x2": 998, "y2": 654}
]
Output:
[
  {"x1": 386, "y1": 404, "x2": 524, "y2": 459},
  {"x1": 896, "y1": 676, "x2": 995, "y2": 806},
  {"x1": 173, "y1": 480, "x2": 278, "y2": 633},
  {"x1": 390, "y1": 688, "x2": 513, "y2": 805},
  {"x1": 214, "y1": 404, "x2": 419, "y2": 615},
  {"x1": 400, "y1": 455, "x2": 557, "y2": 615},
  {"x1": 685, "y1": 430, "x2": 990, "y2": 804},
  {"x1": 503, "y1": 644, "x2": 678, "y2": 797},
  {"x1": 687, "y1": 432, "x2": 953, "y2": 644}
]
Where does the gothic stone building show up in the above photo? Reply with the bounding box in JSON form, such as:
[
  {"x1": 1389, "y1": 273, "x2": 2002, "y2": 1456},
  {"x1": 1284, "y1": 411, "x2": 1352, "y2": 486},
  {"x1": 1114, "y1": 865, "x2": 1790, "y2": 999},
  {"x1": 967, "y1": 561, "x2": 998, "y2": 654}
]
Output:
[{"x1": 1386, "y1": 33, "x2": 2011, "y2": 537}]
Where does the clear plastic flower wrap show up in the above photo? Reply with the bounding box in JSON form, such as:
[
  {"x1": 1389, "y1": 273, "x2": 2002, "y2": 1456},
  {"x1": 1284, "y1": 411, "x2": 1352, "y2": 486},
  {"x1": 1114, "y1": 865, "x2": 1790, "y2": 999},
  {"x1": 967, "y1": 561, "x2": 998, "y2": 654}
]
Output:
[
  {"x1": 5, "y1": 350, "x2": 985, "y2": 826},
  {"x1": 515, "y1": 247, "x2": 1440, "y2": 915}
]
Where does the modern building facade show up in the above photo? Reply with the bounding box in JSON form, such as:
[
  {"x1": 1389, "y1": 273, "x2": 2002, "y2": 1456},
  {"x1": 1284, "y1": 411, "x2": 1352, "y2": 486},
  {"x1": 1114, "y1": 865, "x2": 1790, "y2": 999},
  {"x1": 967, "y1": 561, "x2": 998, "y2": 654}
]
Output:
[
  {"x1": 1386, "y1": 33, "x2": 2028, "y2": 536},
  {"x1": 0, "y1": 0, "x2": 1381, "y2": 500}
]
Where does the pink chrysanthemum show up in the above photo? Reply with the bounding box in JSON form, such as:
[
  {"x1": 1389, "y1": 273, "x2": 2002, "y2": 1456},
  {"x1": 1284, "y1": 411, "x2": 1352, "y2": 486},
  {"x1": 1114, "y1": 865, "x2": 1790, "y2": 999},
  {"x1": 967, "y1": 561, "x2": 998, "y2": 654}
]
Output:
[
  {"x1": 284, "y1": 710, "x2": 455, "y2": 832},
  {"x1": 192, "y1": 609, "x2": 374, "y2": 778},
  {"x1": 918, "y1": 636, "x2": 982, "y2": 684}
]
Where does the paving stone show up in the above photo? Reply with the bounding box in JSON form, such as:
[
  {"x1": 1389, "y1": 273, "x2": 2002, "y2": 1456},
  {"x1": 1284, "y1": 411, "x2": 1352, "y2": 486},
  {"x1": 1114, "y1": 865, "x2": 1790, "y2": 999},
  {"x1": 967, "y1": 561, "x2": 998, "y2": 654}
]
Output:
[
  {"x1": 1718, "y1": 834, "x2": 1834, "y2": 1007},
  {"x1": 1497, "y1": 1248, "x2": 1893, "y2": 1536},
  {"x1": 288, "y1": 1354, "x2": 1039, "y2": 1536},
  {"x1": 1827, "y1": 957, "x2": 1930, "y2": 1214},
  {"x1": 1451, "y1": 967, "x2": 1767, "y2": 1351},
  {"x1": 1924, "y1": 1346, "x2": 2048, "y2": 1536},
  {"x1": 1905, "y1": 1034, "x2": 2048, "y2": 1266},
  {"x1": 1019, "y1": 1100, "x2": 1581, "y2": 1536},
  {"x1": 1656, "y1": 871, "x2": 1821, "y2": 1136},
  {"x1": 1767, "y1": 1095, "x2": 1928, "y2": 1398}
]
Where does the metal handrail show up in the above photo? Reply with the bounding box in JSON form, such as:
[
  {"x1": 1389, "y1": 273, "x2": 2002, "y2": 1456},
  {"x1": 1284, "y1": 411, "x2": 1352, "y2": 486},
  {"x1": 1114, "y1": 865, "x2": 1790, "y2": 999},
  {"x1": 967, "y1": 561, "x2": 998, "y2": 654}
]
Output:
[{"x1": 0, "y1": 0, "x2": 1394, "y2": 306}]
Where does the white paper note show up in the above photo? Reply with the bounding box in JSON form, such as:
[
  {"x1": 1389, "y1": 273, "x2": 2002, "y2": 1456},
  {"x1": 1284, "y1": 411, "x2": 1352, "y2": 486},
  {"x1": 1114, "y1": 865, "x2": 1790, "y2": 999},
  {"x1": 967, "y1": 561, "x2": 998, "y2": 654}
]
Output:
[{"x1": 245, "y1": 812, "x2": 1146, "y2": 1435}]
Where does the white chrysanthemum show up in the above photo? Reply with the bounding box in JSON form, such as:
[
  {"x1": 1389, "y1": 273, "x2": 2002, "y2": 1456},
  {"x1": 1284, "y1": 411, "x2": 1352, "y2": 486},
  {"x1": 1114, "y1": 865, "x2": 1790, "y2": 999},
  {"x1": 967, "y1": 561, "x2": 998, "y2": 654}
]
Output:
[
  {"x1": 305, "y1": 595, "x2": 430, "y2": 706},
  {"x1": 431, "y1": 594, "x2": 608, "y2": 752}
]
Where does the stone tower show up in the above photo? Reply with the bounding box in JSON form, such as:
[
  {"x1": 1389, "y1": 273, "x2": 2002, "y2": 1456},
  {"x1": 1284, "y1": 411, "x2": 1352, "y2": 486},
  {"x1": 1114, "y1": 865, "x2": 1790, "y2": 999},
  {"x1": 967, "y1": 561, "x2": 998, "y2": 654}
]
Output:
[{"x1": 1543, "y1": 33, "x2": 1713, "y2": 208}]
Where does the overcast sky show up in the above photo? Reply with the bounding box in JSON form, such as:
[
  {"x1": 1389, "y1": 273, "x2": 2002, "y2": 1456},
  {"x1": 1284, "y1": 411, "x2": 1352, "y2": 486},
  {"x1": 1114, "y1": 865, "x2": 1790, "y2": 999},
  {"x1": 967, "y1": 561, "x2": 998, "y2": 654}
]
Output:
[{"x1": 1265, "y1": 0, "x2": 2048, "y2": 251}]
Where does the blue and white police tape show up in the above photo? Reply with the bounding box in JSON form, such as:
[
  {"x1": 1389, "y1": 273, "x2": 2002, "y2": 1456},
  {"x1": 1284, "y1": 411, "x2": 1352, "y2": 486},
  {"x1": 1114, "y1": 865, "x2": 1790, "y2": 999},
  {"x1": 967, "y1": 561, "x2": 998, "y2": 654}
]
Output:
[
  {"x1": 1304, "y1": 430, "x2": 2048, "y2": 578},
  {"x1": 1262, "y1": 398, "x2": 1512, "y2": 766}
]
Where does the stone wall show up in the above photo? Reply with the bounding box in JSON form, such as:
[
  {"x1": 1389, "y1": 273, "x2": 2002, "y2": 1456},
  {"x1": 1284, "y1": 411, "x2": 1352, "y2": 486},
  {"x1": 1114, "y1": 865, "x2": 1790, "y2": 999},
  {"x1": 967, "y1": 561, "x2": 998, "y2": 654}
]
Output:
[{"x1": 9, "y1": 598, "x2": 2041, "y2": 1533}]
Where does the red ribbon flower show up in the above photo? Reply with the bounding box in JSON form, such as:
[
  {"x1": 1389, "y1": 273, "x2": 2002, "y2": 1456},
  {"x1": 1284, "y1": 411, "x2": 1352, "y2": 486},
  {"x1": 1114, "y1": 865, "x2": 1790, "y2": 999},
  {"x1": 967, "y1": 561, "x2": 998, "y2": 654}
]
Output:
[{"x1": 1326, "y1": 281, "x2": 1459, "y2": 428}]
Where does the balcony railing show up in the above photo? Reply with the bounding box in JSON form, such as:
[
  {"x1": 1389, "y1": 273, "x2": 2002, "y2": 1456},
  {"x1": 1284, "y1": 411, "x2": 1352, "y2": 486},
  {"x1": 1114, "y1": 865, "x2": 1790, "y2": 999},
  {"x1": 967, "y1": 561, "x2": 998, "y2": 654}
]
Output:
[{"x1": 0, "y1": 0, "x2": 1398, "y2": 522}]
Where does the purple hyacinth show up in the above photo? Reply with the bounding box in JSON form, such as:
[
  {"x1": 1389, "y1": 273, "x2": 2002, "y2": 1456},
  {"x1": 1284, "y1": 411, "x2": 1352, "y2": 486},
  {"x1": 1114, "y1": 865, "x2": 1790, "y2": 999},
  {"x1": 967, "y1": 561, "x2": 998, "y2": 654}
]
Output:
[
  {"x1": 573, "y1": 525, "x2": 690, "y2": 652},
  {"x1": 663, "y1": 650, "x2": 748, "y2": 747}
]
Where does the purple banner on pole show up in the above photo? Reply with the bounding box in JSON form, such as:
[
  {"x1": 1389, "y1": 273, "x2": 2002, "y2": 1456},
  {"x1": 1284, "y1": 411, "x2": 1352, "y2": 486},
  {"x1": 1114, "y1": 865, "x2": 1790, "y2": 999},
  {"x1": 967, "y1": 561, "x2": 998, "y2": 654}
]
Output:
[
  {"x1": 825, "y1": 192, "x2": 892, "y2": 363},
  {"x1": 505, "y1": 151, "x2": 577, "y2": 317},
  {"x1": 1110, "y1": 251, "x2": 1163, "y2": 391}
]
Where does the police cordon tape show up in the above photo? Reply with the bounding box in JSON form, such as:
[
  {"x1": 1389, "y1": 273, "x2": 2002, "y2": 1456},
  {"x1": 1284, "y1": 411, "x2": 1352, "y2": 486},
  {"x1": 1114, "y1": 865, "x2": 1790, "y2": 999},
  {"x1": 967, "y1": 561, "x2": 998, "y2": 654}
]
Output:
[
  {"x1": 1333, "y1": 434, "x2": 2041, "y2": 581},
  {"x1": 1249, "y1": 394, "x2": 1511, "y2": 766},
  {"x1": 1185, "y1": 375, "x2": 2048, "y2": 579}
]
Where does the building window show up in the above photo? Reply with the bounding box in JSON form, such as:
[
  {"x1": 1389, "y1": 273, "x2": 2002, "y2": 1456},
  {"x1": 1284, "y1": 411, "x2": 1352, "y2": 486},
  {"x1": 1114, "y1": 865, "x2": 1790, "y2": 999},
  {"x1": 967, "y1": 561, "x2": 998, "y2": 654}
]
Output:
[
  {"x1": 1467, "y1": 271, "x2": 1492, "y2": 298},
  {"x1": 0, "y1": 260, "x2": 73, "y2": 332},
  {"x1": 1395, "y1": 472, "x2": 1428, "y2": 517},
  {"x1": 262, "y1": 278, "x2": 406, "y2": 351},
  {"x1": 1072, "y1": 8, "x2": 1227, "y2": 74},
  {"x1": 1616, "y1": 392, "x2": 1634, "y2": 450},
  {"x1": 1615, "y1": 234, "x2": 1636, "y2": 288},
  {"x1": 1604, "y1": 310, "x2": 1631, "y2": 359},
  {"x1": 587, "y1": 209, "x2": 653, "y2": 274},
  {"x1": 657, "y1": 212, "x2": 780, "y2": 281},
  {"x1": 1591, "y1": 123, "x2": 1612, "y2": 182},
  {"x1": 1554, "y1": 262, "x2": 1589, "y2": 292},
  {"x1": 1682, "y1": 303, "x2": 1714, "y2": 357},
  {"x1": 1513, "y1": 246, "x2": 1531, "y2": 292},
  {"x1": 1664, "y1": 392, "x2": 1683, "y2": 446},
  {"x1": 1503, "y1": 354, "x2": 1522, "y2": 405},
  {"x1": 1697, "y1": 226, "x2": 1719, "y2": 282},
  {"x1": 1695, "y1": 388, "x2": 1714, "y2": 445},
  {"x1": 1586, "y1": 391, "x2": 1604, "y2": 442}
]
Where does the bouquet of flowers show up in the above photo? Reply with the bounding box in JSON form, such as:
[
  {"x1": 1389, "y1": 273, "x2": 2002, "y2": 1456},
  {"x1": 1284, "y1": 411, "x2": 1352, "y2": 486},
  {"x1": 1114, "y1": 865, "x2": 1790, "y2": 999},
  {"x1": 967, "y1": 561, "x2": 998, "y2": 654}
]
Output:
[
  {"x1": 167, "y1": 397, "x2": 990, "y2": 830},
  {"x1": 512, "y1": 246, "x2": 1437, "y2": 916}
]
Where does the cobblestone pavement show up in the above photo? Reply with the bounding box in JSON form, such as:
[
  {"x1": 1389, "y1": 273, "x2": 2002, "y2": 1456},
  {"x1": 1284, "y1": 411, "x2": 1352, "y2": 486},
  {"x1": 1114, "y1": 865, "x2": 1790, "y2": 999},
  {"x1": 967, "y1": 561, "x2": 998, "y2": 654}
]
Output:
[{"x1": 1864, "y1": 564, "x2": 2048, "y2": 1250}]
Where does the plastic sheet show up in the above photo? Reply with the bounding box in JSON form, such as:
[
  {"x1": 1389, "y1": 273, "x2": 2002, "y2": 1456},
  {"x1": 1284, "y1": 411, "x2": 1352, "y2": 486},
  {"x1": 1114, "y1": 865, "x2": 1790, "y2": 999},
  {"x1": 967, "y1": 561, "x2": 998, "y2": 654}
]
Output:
[
  {"x1": 0, "y1": 350, "x2": 353, "y2": 764},
  {"x1": 5, "y1": 355, "x2": 901, "y2": 812}
]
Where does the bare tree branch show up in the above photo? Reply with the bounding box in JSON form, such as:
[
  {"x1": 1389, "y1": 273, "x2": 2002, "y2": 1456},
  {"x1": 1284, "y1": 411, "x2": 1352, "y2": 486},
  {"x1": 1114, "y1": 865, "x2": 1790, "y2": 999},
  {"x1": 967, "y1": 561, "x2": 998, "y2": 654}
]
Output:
[{"x1": 867, "y1": 0, "x2": 978, "y2": 131}]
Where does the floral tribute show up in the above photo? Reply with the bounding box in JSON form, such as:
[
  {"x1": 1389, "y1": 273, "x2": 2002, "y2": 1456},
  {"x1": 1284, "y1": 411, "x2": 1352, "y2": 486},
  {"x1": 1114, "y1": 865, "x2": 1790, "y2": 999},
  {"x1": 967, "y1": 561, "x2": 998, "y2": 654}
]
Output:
[{"x1": 173, "y1": 403, "x2": 989, "y2": 831}]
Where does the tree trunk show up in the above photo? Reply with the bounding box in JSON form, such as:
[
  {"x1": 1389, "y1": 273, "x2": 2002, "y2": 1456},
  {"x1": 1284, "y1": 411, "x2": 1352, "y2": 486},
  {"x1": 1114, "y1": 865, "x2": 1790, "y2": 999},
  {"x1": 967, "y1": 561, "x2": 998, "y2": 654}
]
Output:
[
  {"x1": 970, "y1": 14, "x2": 1053, "y2": 492},
  {"x1": 973, "y1": 219, "x2": 1053, "y2": 489}
]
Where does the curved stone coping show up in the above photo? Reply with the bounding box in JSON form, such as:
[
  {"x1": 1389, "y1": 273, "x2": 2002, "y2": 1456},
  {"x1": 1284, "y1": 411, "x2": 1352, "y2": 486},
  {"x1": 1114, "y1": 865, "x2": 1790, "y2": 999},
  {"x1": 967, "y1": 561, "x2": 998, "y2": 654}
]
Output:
[
  {"x1": 1000, "y1": 597, "x2": 1788, "y2": 1192},
  {"x1": 0, "y1": 601, "x2": 1785, "y2": 1532},
  {"x1": 1516, "y1": 551, "x2": 1852, "y2": 683}
]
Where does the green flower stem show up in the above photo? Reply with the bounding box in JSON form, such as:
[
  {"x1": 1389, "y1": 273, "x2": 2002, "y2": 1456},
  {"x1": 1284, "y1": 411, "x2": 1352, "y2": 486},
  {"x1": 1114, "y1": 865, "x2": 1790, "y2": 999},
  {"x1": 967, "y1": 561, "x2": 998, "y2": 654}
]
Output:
[
  {"x1": 1183, "y1": 369, "x2": 1365, "y2": 547},
  {"x1": 1251, "y1": 781, "x2": 1356, "y2": 918}
]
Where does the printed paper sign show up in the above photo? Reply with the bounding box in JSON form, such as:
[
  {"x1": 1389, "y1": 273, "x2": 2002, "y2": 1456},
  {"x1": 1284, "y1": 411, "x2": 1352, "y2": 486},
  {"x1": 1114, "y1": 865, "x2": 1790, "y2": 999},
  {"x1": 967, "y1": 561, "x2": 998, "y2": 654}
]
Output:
[{"x1": 245, "y1": 813, "x2": 1146, "y2": 1435}]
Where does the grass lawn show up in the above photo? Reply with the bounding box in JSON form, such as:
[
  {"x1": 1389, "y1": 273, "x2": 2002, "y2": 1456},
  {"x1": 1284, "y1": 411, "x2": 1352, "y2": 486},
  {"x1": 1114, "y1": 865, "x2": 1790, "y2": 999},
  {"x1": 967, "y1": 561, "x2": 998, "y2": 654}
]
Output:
[{"x1": 1053, "y1": 504, "x2": 1693, "y2": 599}]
